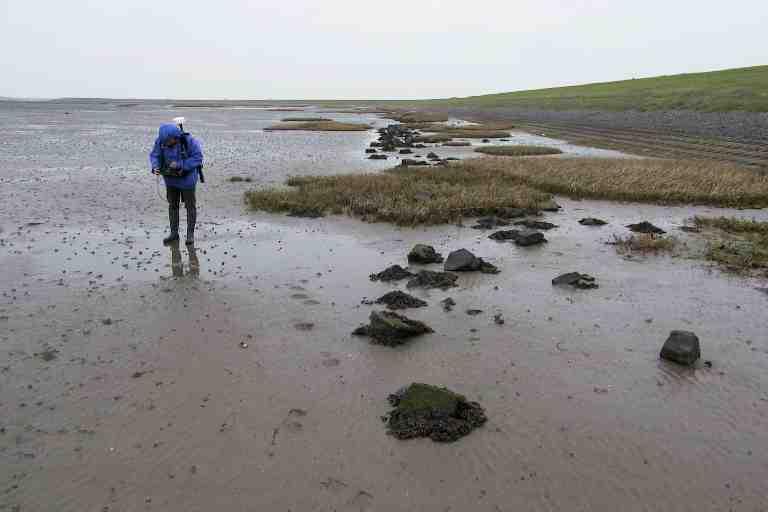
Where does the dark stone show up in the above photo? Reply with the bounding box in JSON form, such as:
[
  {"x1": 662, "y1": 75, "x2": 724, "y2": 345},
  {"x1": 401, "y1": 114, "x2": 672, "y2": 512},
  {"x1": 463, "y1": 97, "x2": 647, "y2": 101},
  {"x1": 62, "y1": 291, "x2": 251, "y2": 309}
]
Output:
[
  {"x1": 385, "y1": 383, "x2": 487, "y2": 442},
  {"x1": 466, "y1": 309, "x2": 483, "y2": 316},
  {"x1": 370, "y1": 142, "x2": 382, "y2": 147},
  {"x1": 660, "y1": 331, "x2": 701, "y2": 366},
  {"x1": 514, "y1": 220, "x2": 558, "y2": 230},
  {"x1": 627, "y1": 221, "x2": 666, "y2": 234},
  {"x1": 406, "y1": 270, "x2": 458, "y2": 290},
  {"x1": 352, "y1": 311, "x2": 433, "y2": 346},
  {"x1": 472, "y1": 217, "x2": 510, "y2": 230},
  {"x1": 579, "y1": 217, "x2": 608, "y2": 226},
  {"x1": 427, "y1": 152, "x2": 440, "y2": 160},
  {"x1": 441, "y1": 297, "x2": 456, "y2": 312},
  {"x1": 399, "y1": 149, "x2": 413, "y2": 154},
  {"x1": 369, "y1": 265, "x2": 414, "y2": 282},
  {"x1": 368, "y1": 154, "x2": 388, "y2": 160},
  {"x1": 365, "y1": 148, "x2": 377, "y2": 154},
  {"x1": 482, "y1": 139, "x2": 490, "y2": 143},
  {"x1": 552, "y1": 272, "x2": 598, "y2": 289},
  {"x1": 408, "y1": 244, "x2": 444, "y2": 264},
  {"x1": 444, "y1": 249, "x2": 500, "y2": 274},
  {"x1": 374, "y1": 291, "x2": 428, "y2": 310}
]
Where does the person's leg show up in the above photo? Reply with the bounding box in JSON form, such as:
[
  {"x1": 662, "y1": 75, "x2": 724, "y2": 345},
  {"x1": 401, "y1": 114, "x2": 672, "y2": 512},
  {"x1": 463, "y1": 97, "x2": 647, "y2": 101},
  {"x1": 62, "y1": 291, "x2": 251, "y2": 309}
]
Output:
[
  {"x1": 164, "y1": 186, "x2": 181, "y2": 244},
  {"x1": 181, "y1": 188, "x2": 197, "y2": 245}
]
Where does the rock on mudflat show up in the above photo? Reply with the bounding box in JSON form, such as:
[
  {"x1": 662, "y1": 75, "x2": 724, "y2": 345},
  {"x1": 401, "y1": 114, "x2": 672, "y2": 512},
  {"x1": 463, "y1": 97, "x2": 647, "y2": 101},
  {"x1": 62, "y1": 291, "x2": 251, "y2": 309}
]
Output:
[
  {"x1": 408, "y1": 244, "x2": 444, "y2": 264},
  {"x1": 368, "y1": 154, "x2": 388, "y2": 160},
  {"x1": 441, "y1": 297, "x2": 456, "y2": 312},
  {"x1": 370, "y1": 265, "x2": 414, "y2": 282},
  {"x1": 407, "y1": 270, "x2": 458, "y2": 290},
  {"x1": 489, "y1": 229, "x2": 547, "y2": 246},
  {"x1": 365, "y1": 148, "x2": 378, "y2": 154},
  {"x1": 627, "y1": 221, "x2": 666, "y2": 234},
  {"x1": 580, "y1": 217, "x2": 608, "y2": 226},
  {"x1": 385, "y1": 383, "x2": 487, "y2": 442},
  {"x1": 552, "y1": 272, "x2": 598, "y2": 289},
  {"x1": 444, "y1": 249, "x2": 499, "y2": 274},
  {"x1": 660, "y1": 331, "x2": 701, "y2": 366},
  {"x1": 353, "y1": 311, "x2": 433, "y2": 346},
  {"x1": 374, "y1": 291, "x2": 427, "y2": 310},
  {"x1": 514, "y1": 220, "x2": 558, "y2": 230}
]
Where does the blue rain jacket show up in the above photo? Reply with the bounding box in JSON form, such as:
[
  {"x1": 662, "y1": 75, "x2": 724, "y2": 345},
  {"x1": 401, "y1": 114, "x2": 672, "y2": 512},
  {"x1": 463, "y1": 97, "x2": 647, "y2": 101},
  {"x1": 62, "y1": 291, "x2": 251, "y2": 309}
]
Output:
[{"x1": 149, "y1": 124, "x2": 204, "y2": 190}]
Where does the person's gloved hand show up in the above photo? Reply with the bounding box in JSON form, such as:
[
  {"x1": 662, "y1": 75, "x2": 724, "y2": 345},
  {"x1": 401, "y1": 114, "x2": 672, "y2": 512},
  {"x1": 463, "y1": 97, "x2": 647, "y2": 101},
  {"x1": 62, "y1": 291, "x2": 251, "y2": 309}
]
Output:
[{"x1": 168, "y1": 161, "x2": 180, "y2": 170}]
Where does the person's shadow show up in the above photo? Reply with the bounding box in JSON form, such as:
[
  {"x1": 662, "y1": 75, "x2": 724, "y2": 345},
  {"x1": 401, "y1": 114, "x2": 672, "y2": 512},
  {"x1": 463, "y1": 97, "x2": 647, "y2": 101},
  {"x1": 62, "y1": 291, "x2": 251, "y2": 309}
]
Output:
[{"x1": 170, "y1": 241, "x2": 200, "y2": 278}]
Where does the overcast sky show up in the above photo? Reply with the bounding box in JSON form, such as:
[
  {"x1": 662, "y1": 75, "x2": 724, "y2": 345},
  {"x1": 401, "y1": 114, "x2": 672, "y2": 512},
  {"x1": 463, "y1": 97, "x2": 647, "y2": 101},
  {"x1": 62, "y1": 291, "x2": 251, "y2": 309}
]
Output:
[{"x1": 1, "y1": 0, "x2": 765, "y2": 100}]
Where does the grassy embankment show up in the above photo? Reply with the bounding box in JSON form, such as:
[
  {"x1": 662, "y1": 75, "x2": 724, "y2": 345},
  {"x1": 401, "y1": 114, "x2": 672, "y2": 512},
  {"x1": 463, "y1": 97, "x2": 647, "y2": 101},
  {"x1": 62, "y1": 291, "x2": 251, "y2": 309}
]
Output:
[
  {"x1": 265, "y1": 120, "x2": 371, "y2": 131},
  {"x1": 245, "y1": 158, "x2": 768, "y2": 226},
  {"x1": 413, "y1": 66, "x2": 768, "y2": 112}
]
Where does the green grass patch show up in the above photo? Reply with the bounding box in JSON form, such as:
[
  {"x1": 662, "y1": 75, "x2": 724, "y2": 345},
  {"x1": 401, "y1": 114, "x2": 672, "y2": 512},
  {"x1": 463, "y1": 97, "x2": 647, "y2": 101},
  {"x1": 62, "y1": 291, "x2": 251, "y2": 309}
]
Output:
[
  {"x1": 265, "y1": 120, "x2": 371, "y2": 132},
  {"x1": 475, "y1": 145, "x2": 563, "y2": 157},
  {"x1": 244, "y1": 166, "x2": 551, "y2": 226}
]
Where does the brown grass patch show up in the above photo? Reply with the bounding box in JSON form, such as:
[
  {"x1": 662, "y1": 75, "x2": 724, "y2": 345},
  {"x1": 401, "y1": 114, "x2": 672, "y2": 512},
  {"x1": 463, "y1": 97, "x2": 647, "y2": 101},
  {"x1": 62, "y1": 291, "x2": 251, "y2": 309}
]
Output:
[
  {"x1": 244, "y1": 167, "x2": 551, "y2": 226},
  {"x1": 475, "y1": 145, "x2": 563, "y2": 157},
  {"x1": 413, "y1": 134, "x2": 454, "y2": 143},
  {"x1": 611, "y1": 234, "x2": 678, "y2": 254},
  {"x1": 462, "y1": 157, "x2": 768, "y2": 208},
  {"x1": 436, "y1": 129, "x2": 511, "y2": 139},
  {"x1": 429, "y1": 122, "x2": 516, "y2": 132},
  {"x1": 265, "y1": 120, "x2": 371, "y2": 132}
]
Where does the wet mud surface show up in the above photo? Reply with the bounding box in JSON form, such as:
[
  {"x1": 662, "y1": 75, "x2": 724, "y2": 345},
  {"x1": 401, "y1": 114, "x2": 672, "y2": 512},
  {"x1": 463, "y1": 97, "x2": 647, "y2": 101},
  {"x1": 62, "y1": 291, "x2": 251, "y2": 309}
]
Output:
[{"x1": 2, "y1": 103, "x2": 768, "y2": 511}]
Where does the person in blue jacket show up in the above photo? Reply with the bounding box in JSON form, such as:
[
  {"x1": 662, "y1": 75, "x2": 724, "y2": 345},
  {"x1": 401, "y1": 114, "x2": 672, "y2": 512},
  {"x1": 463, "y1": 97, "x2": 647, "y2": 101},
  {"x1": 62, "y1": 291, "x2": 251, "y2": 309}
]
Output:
[{"x1": 150, "y1": 123, "x2": 204, "y2": 245}]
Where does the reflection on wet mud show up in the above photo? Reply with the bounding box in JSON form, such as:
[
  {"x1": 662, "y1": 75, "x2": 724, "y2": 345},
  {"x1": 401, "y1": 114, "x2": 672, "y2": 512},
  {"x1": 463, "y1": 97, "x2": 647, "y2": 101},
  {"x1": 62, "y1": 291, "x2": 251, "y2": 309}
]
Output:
[{"x1": 169, "y1": 242, "x2": 201, "y2": 278}]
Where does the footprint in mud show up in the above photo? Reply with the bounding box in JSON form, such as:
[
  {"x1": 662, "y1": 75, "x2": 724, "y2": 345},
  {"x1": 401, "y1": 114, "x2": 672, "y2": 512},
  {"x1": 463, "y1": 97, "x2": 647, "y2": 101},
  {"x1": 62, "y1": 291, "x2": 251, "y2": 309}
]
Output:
[{"x1": 271, "y1": 408, "x2": 308, "y2": 448}]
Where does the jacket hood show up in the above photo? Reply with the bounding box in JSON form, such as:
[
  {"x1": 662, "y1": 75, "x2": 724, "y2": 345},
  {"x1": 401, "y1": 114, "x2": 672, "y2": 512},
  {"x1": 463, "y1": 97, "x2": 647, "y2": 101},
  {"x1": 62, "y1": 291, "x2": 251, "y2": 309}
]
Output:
[{"x1": 158, "y1": 123, "x2": 182, "y2": 143}]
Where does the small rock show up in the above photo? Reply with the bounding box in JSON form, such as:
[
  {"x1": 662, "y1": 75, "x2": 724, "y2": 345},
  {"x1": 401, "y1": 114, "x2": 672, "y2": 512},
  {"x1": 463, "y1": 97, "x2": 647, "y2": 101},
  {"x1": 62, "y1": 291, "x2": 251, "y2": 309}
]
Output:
[
  {"x1": 493, "y1": 313, "x2": 505, "y2": 325},
  {"x1": 660, "y1": 331, "x2": 701, "y2": 366},
  {"x1": 627, "y1": 221, "x2": 666, "y2": 234},
  {"x1": 579, "y1": 218, "x2": 608, "y2": 226},
  {"x1": 365, "y1": 148, "x2": 377, "y2": 154},
  {"x1": 466, "y1": 309, "x2": 483, "y2": 316},
  {"x1": 552, "y1": 272, "x2": 598, "y2": 289},
  {"x1": 408, "y1": 244, "x2": 444, "y2": 264},
  {"x1": 441, "y1": 297, "x2": 456, "y2": 312},
  {"x1": 489, "y1": 230, "x2": 546, "y2": 246},
  {"x1": 368, "y1": 154, "x2": 388, "y2": 160},
  {"x1": 399, "y1": 149, "x2": 413, "y2": 155},
  {"x1": 444, "y1": 249, "x2": 499, "y2": 274},
  {"x1": 294, "y1": 322, "x2": 315, "y2": 331},
  {"x1": 101, "y1": 318, "x2": 113, "y2": 325},
  {"x1": 352, "y1": 311, "x2": 433, "y2": 346},
  {"x1": 426, "y1": 152, "x2": 440, "y2": 160}
]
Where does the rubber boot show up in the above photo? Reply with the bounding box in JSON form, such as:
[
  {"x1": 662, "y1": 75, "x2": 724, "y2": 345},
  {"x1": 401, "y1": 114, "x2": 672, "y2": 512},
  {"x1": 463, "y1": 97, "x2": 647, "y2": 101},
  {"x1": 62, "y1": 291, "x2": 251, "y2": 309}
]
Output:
[
  {"x1": 164, "y1": 205, "x2": 180, "y2": 245},
  {"x1": 185, "y1": 203, "x2": 196, "y2": 246}
]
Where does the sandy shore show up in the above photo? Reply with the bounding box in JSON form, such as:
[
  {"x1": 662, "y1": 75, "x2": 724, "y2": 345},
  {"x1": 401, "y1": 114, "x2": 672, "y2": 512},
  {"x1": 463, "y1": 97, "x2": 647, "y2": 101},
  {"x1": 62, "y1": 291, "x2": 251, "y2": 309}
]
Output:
[{"x1": 2, "y1": 105, "x2": 768, "y2": 511}]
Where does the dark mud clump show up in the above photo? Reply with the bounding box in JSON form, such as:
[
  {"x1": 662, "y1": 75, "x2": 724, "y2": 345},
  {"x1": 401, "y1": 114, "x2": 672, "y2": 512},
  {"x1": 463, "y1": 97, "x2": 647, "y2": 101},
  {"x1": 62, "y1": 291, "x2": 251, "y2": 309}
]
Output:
[
  {"x1": 444, "y1": 249, "x2": 500, "y2": 274},
  {"x1": 407, "y1": 244, "x2": 444, "y2": 264},
  {"x1": 552, "y1": 272, "x2": 599, "y2": 289},
  {"x1": 406, "y1": 270, "x2": 459, "y2": 290},
  {"x1": 385, "y1": 383, "x2": 487, "y2": 442},
  {"x1": 441, "y1": 297, "x2": 456, "y2": 312},
  {"x1": 472, "y1": 217, "x2": 510, "y2": 230},
  {"x1": 514, "y1": 220, "x2": 558, "y2": 230},
  {"x1": 35, "y1": 348, "x2": 59, "y2": 362},
  {"x1": 374, "y1": 291, "x2": 428, "y2": 310},
  {"x1": 287, "y1": 207, "x2": 325, "y2": 219},
  {"x1": 580, "y1": 217, "x2": 608, "y2": 226},
  {"x1": 352, "y1": 311, "x2": 433, "y2": 346},
  {"x1": 370, "y1": 265, "x2": 415, "y2": 282},
  {"x1": 627, "y1": 221, "x2": 666, "y2": 234}
]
